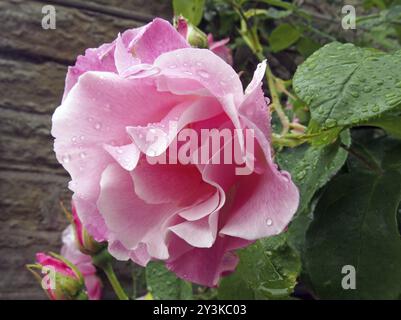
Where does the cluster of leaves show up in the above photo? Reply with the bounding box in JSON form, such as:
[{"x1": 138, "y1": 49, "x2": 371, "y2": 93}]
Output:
[{"x1": 144, "y1": 0, "x2": 401, "y2": 300}]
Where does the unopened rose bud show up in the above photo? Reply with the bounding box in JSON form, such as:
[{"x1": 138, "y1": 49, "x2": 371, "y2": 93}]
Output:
[
  {"x1": 27, "y1": 252, "x2": 87, "y2": 300},
  {"x1": 62, "y1": 201, "x2": 105, "y2": 255},
  {"x1": 175, "y1": 16, "x2": 208, "y2": 48}
]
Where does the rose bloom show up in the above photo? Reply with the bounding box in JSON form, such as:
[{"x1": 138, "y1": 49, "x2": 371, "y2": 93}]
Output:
[{"x1": 52, "y1": 18, "x2": 299, "y2": 287}]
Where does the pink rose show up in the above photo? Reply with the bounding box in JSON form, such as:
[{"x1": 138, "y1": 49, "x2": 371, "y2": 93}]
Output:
[
  {"x1": 61, "y1": 226, "x2": 102, "y2": 300},
  {"x1": 52, "y1": 18, "x2": 299, "y2": 287}
]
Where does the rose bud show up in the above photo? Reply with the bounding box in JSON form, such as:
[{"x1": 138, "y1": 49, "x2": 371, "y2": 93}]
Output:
[
  {"x1": 62, "y1": 201, "x2": 105, "y2": 255},
  {"x1": 175, "y1": 16, "x2": 208, "y2": 48},
  {"x1": 27, "y1": 252, "x2": 87, "y2": 300}
]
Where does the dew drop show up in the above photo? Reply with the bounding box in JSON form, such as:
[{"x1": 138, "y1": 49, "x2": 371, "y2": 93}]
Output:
[
  {"x1": 94, "y1": 122, "x2": 102, "y2": 130},
  {"x1": 351, "y1": 92, "x2": 359, "y2": 98},
  {"x1": 79, "y1": 152, "x2": 87, "y2": 159},
  {"x1": 325, "y1": 119, "x2": 337, "y2": 128},
  {"x1": 62, "y1": 154, "x2": 71, "y2": 163},
  {"x1": 266, "y1": 218, "x2": 273, "y2": 226}
]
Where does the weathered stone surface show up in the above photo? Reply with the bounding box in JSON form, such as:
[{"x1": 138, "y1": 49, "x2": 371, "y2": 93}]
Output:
[
  {"x1": 0, "y1": 58, "x2": 66, "y2": 114},
  {"x1": 0, "y1": 0, "x2": 171, "y2": 299}
]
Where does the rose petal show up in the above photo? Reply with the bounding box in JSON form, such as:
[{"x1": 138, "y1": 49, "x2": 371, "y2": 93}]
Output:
[{"x1": 166, "y1": 235, "x2": 251, "y2": 287}]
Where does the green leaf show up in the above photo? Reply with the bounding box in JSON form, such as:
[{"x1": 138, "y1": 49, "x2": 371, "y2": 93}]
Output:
[
  {"x1": 304, "y1": 171, "x2": 401, "y2": 299},
  {"x1": 296, "y1": 37, "x2": 321, "y2": 58},
  {"x1": 293, "y1": 42, "x2": 401, "y2": 131},
  {"x1": 173, "y1": 0, "x2": 205, "y2": 26},
  {"x1": 219, "y1": 233, "x2": 301, "y2": 299},
  {"x1": 367, "y1": 115, "x2": 401, "y2": 138},
  {"x1": 146, "y1": 262, "x2": 192, "y2": 300},
  {"x1": 218, "y1": 270, "x2": 255, "y2": 300},
  {"x1": 269, "y1": 23, "x2": 301, "y2": 52},
  {"x1": 348, "y1": 132, "x2": 401, "y2": 173},
  {"x1": 277, "y1": 131, "x2": 350, "y2": 214}
]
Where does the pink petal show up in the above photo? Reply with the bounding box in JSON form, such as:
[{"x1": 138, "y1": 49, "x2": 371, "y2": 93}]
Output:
[
  {"x1": 36, "y1": 253, "x2": 76, "y2": 278},
  {"x1": 103, "y1": 143, "x2": 140, "y2": 171},
  {"x1": 52, "y1": 72, "x2": 184, "y2": 240},
  {"x1": 219, "y1": 166, "x2": 299, "y2": 239},
  {"x1": 166, "y1": 235, "x2": 251, "y2": 287},
  {"x1": 208, "y1": 34, "x2": 233, "y2": 66},
  {"x1": 84, "y1": 274, "x2": 102, "y2": 300},
  {"x1": 114, "y1": 33, "x2": 140, "y2": 75},
  {"x1": 178, "y1": 191, "x2": 220, "y2": 221},
  {"x1": 97, "y1": 163, "x2": 177, "y2": 260},
  {"x1": 63, "y1": 43, "x2": 116, "y2": 101},
  {"x1": 129, "y1": 18, "x2": 189, "y2": 64},
  {"x1": 108, "y1": 240, "x2": 151, "y2": 266},
  {"x1": 154, "y1": 48, "x2": 243, "y2": 106},
  {"x1": 169, "y1": 211, "x2": 219, "y2": 248},
  {"x1": 131, "y1": 158, "x2": 215, "y2": 205},
  {"x1": 127, "y1": 97, "x2": 222, "y2": 157}
]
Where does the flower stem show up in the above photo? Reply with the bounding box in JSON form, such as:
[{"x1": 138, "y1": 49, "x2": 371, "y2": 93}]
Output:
[
  {"x1": 264, "y1": 64, "x2": 290, "y2": 135},
  {"x1": 92, "y1": 249, "x2": 129, "y2": 300},
  {"x1": 102, "y1": 263, "x2": 129, "y2": 300}
]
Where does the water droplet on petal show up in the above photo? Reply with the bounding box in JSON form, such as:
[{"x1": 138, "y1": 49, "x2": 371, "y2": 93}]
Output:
[
  {"x1": 266, "y1": 218, "x2": 273, "y2": 226},
  {"x1": 79, "y1": 152, "x2": 87, "y2": 159},
  {"x1": 94, "y1": 122, "x2": 102, "y2": 130},
  {"x1": 62, "y1": 155, "x2": 71, "y2": 163}
]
